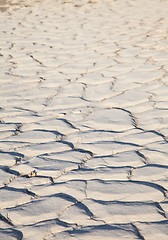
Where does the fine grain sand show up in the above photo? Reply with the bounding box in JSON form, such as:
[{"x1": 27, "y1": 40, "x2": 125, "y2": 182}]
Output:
[{"x1": 0, "y1": 0, "x2": 168, "y2": 239}]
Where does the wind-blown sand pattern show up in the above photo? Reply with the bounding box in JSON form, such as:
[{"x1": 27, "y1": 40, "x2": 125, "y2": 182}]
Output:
[{"x1": 0, "y1": 0, "x2": 168, "y2": 239}]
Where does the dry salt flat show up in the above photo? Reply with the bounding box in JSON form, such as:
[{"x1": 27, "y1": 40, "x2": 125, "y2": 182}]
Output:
[{"x1": 0, "y1": 0, "x2": 168, "y2": 239}]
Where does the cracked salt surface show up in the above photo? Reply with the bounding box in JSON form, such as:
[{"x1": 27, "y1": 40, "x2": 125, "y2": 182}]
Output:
[{"x1": 0, "y1": 0, "x2": 168, "y2": 239}]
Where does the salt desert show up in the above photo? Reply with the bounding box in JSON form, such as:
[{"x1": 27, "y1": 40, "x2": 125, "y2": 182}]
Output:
[{"x1": 0, "y1": 0, "x2": 168, "y2": 239}]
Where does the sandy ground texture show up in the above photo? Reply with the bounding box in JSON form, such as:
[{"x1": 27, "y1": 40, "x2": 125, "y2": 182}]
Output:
[{"x1": 0, "y1": 0, "x2": 168, "y2": 239}]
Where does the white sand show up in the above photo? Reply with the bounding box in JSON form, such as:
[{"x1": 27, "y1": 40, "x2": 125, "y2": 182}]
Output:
[{"x1": 0, "y1": 0, "x2": 168, "y2": 239}]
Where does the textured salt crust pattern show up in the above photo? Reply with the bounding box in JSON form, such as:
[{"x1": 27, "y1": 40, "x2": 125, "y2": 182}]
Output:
[{"x1": 0, "y1": 0, "x2": 168, "y2": 239}]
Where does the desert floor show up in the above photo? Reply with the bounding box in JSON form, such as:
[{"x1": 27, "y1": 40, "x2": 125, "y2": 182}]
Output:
[{"x1": 0, "y1": 0, "x2": 168, "y2": 239}]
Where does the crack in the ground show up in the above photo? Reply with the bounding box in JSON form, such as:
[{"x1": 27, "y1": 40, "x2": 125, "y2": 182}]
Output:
[{"x1": 131, "y1": 223, "x2": 145, "y2": 240}]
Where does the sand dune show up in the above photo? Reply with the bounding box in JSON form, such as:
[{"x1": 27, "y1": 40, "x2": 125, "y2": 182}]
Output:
[{"x1": 0, "y1": 0, "x2": 168, "y2": 239}]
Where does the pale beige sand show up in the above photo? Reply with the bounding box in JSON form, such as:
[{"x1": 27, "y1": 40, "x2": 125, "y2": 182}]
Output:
[
  {"x1": 0, "y1": 0, "x2": 168, "y2": 239},
  {"x1": 0, "y1": 0, "x2": 7, "y2": 4}
]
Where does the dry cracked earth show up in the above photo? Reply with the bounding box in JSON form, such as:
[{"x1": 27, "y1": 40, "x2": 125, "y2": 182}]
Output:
[{"x1": 0, "y1": 0, "x2": 168, "y2": 239}]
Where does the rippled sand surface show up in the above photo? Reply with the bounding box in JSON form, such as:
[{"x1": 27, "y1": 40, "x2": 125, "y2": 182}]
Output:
[{"x1": 0, "y1": 0, "x2": 168, "y2": 239}]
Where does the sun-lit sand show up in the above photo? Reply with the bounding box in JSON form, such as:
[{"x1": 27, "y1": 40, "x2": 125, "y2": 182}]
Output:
[{"x1": 0, "y1": 0, "x2": 168, "y2": 239}]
